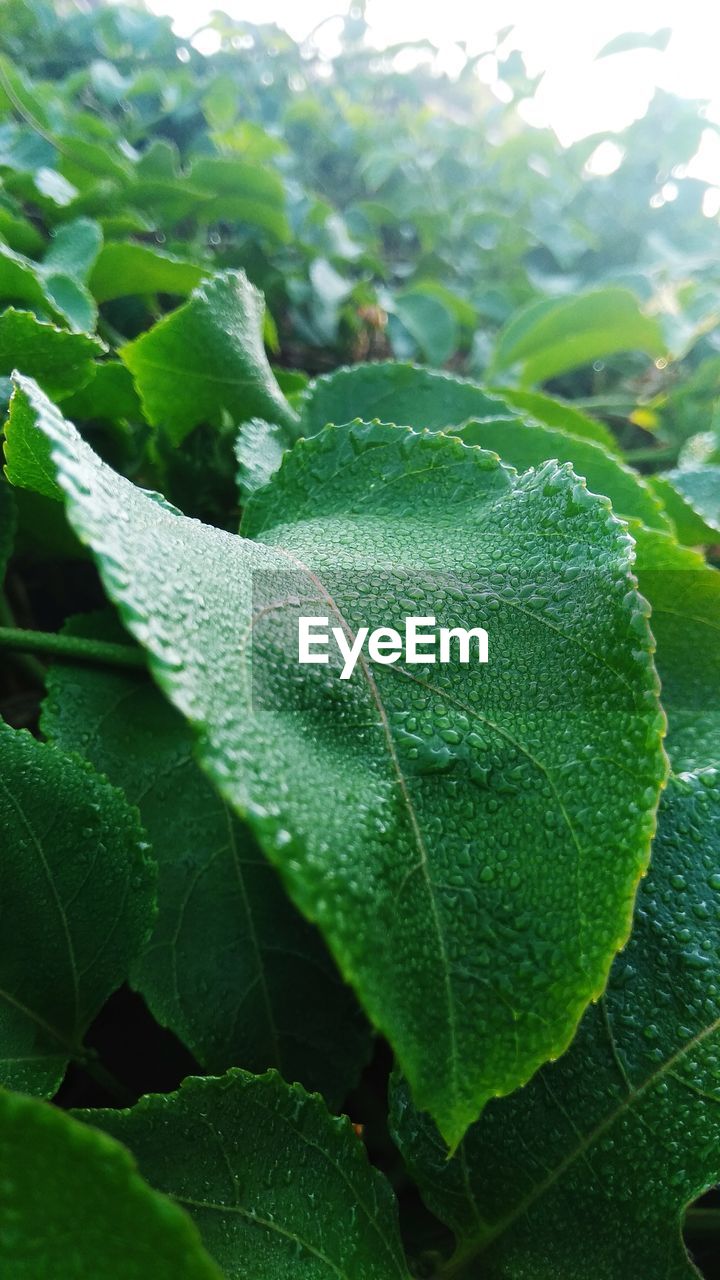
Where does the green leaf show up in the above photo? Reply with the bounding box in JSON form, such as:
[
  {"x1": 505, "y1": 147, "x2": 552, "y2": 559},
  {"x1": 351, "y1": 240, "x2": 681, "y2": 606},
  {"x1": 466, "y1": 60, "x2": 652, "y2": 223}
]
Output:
[
  {"x1": 390, "y1": 770, "x2": 720, "y2": 1280},
  {"x1": 491, "y1": 288, "x2": 667, "y2": 385},
  {"x1": 188, "y1": 156, "x2": 290, "y2": 242},
  {"x1": 0, "y1": 219, "x2": 101, "y2": 333},
  {"x1": 89, "y1": 242, "x2": 208, "y2": 304},
  {"x1": 0, "y1": 308, "x2": 103, "y2": 398},
  {"x1": 300, "y1": 362, "x2": 520, "y2": 436},
  {"x1": 42, "y1": 613, "x2": 371, "y2": 1105},
  {"x1": 491, "y1": 386, "x2": 619, "y2": 451},
  {"x1": 10, "y1": 376, "x2": 667, "y2": 1146},
  {"x1": 633, "y1": 524, "x2": 720, "y2": 771},
  {"x1": 456, "y1": 417, "x2": 671, "y2": 530},
  {"x1": 81, "y1": 1070, "x2": 409, "y2": 1280},
  {"x1": 650, "y1": 473, "x2": 720, "y2": 546},
  {"x1": 596, "y1": 27, "x2": 672, "y2": 57},
  {"x1": 4, "y1": 380, "x2": 65, "y2": 500},
  {"x1": 0, "y1": 1088, "x2": 223, "y2": 1280},
  {"x1": 0, "y1": 720, "x2": 156, "y2": 1096},
  {"x1": 237, "y1": 364, "x2": 523, "y2": 498},
  {"x1": 60, "y1": 361, "x2": 142, "y2": 424},
  {"x1": 659, "y1": 466, "x2": 720, "y2": 539},
  {"x1": 390, "y1": 289, "x2": 459, "y2": 365},
  {"x1": 121, "y1": 270, "x2": 298, "y2": 445}
]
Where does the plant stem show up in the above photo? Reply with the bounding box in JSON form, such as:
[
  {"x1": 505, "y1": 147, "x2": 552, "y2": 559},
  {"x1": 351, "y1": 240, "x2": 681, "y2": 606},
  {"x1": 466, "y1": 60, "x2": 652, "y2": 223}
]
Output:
[
  {"x1": 0, "y1": 626, "x2": 146, "y2": 670},
  {"x1": 76, "y1": 1052, "x2": 136, "y2": 1107}
]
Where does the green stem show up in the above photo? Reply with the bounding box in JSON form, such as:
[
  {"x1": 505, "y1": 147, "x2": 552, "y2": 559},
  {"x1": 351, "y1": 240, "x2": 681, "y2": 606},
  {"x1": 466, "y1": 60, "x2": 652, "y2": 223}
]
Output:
[
  {"x1": 0, "y1": 626, "x2": 146, "y2": 670},
  {"x1": 76, "y1": 1051, "x2": 136, "y2": 1107}
]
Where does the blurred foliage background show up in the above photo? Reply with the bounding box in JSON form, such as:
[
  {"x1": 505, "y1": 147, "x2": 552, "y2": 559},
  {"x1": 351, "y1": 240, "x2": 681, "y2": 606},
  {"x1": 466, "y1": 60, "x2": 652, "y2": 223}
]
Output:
[{"x1": 1, "y1": 0, "x2": 719, "y2": 473}]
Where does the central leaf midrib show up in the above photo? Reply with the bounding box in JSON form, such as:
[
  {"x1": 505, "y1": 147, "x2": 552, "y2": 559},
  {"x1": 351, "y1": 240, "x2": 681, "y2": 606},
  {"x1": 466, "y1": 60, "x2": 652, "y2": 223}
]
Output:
[{"x1": 266, "y1": 542, "x2": 463, "y2": 1121}]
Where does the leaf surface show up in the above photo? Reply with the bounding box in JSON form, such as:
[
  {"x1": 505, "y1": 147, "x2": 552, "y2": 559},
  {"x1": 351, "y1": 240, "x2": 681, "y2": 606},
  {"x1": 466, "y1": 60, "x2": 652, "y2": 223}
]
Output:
[
  {"x1": 0, "y1": 720, "x2": 156, "y2": 1096},
  {"x1": 456, "y1": 417, "x2": 670, "y2": 530},
  {"x1": 633, "y1": 524, "x2": 720, "y2": 770},
  {"x1": 660, "y1": 466, "x2": 720, "y2": 538},
  {"x1": 0, "y1": 308, "x2": 103, "y2": 397},
  {"x1": 0, "y1": 1089, "x2": 222, "y2": 1280},
  {"x1": 491, "y1": 288, "x2": 666, "y2": 384},
  {"x1": 7, "y1": 376, "x2": 667, "y2": 1145},
  {"x1": 89, "y1": 242, "x2": 208, "y2": 303},
  {"x1": 390, "y1": 771, "x2": 720, "y2": 1280},
  {"x1": 42, "y1": 614, "x2": 371, "y2": 1104},
  {"x1": 121, "y1": 270, "x2": 298, "y2": 444},
  {"x1": 82, "y1": 1070, "x2": 409, "y2": 1280}
]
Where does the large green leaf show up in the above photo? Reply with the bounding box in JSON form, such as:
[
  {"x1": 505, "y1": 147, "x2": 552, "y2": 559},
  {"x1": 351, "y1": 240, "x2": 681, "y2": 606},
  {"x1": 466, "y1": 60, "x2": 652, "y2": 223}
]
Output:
[
  {"x1": 81, "y1": 1070, "x2": 409, "y2": 1280},
  {"x1": 390, "y1": 770, "x2": 720, "y2": 1280},
  {"x1": 42, "y1": 614, "x2": 371, "y2": 1105},
  {"x1": 490, "y1": 288, "x2": 667, "y2": 385},
  {"x1": 633, "y1": 524, "x2": 720, "y2": 771},
  {"x1": 0, "y1": 1088, "x2": 222, "y2": 1280},
  {"x1": 0, "y1": 308, "x2": 103, "y2": 398},
  {"x1": 121, "y1": 270, "x2": 298, "y2": 445},
  {"x1": 0, "y1": 720, "x2": 156, "y2": 1096},
  {"x1": 7, "y1": 375, "x2": 667, "y2": 1146},
  {"x1": 237, "y1": 362, "x2": 522, "y2": 498},
  {"x1": 89, "y1": 242, "x2": 208, "y2": 303}
]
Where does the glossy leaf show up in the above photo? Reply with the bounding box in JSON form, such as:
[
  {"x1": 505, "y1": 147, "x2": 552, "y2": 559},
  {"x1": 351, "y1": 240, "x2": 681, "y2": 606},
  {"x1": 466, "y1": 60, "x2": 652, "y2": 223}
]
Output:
[
  {"x1": 0, "y1": 720, "x2": 156, "y2": 1096},
  {"x1": 390, "y1": 771, "x2": 720, "y2": 1280},
  {"x1": 89, "y1": 242, "x2": 208, "y2": 303},
  {"x1": 42, "y1": 614, "x2": 371, "y2": 1104},
  {"x1": 0, "y1": 218, "x2": 102, "y2": 334},
  {"x1": 633, "y1": 524, "x2": 720, "y2": 771},
  {"x1": 9, "y1": 376, "x2": 667, "y2": 1146},
  {"x1": 490, "y1": 288, "x2": 667, "y2": 385},
  {"x1": 121, "y1": 270, "x2": 298, "y2": 445},
  {"x1": 0, "y1": 308, "x2": 103, "y2": 397},
  {"x1": 0, "y1": 1089, "x2": 222, "y2": 1280},
  {"x1": 456, "y1": 417, "x2": 671, "y2": 530},
  {"x1": 82, "y1": 1070, "x2": 409, "y2": 1280},
  {"x1": 660, "y1": 466, "x2": 720, "y2": 539}
]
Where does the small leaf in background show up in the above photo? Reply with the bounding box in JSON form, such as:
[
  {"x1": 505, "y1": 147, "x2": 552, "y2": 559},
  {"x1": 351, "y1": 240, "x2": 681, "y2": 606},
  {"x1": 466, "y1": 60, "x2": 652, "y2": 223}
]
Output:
[
  {"x1": 0, "y1": 218, "x2": 101, "y2": 333},
  {"x1": 0, "y1": 721, "x2": 156, "y2": 1096},
  {"x1": 659, "y1": 466, "x2": 720, "y2": 539},
  {"x1": 0, "y1": 308, "x2": 104, "y2": 398},
  {"x1": 89, "y1": 242, "x2": 207, "y2": 303},
  {"x1": 596, "y1": 27, "x2": 672, "y2": 58},
  {"x1": 121, "y1": 270, "x2": 298, "y2": 444},
  {"x1": 390, "y1": 288, "x2": 459, "y2": 365},
  {"x1": 0, "y1": 1089, "x2": 222, "y2": 1280},
  {"x1": 10, "y1": 376, "x2": 667, "y2": 1147},
  {"x1": 491, "y1": 288, "x2": 667, "y2": 385},
  {"x1": 42, "y1": 614, "x2": 371, "y2": 1105},
  {"x1": 390, "y1": 771, "x2": 720, "y2": 1280},
  {"x1": 81, "y1": 1070, "x2": 409, "y2": 1280}
]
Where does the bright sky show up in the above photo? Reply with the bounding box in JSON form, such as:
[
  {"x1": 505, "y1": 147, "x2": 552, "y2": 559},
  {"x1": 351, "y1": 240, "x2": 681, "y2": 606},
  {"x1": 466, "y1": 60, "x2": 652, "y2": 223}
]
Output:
[{"x1": 148, "y1": 0, "x2": 720, "y2": 183}]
